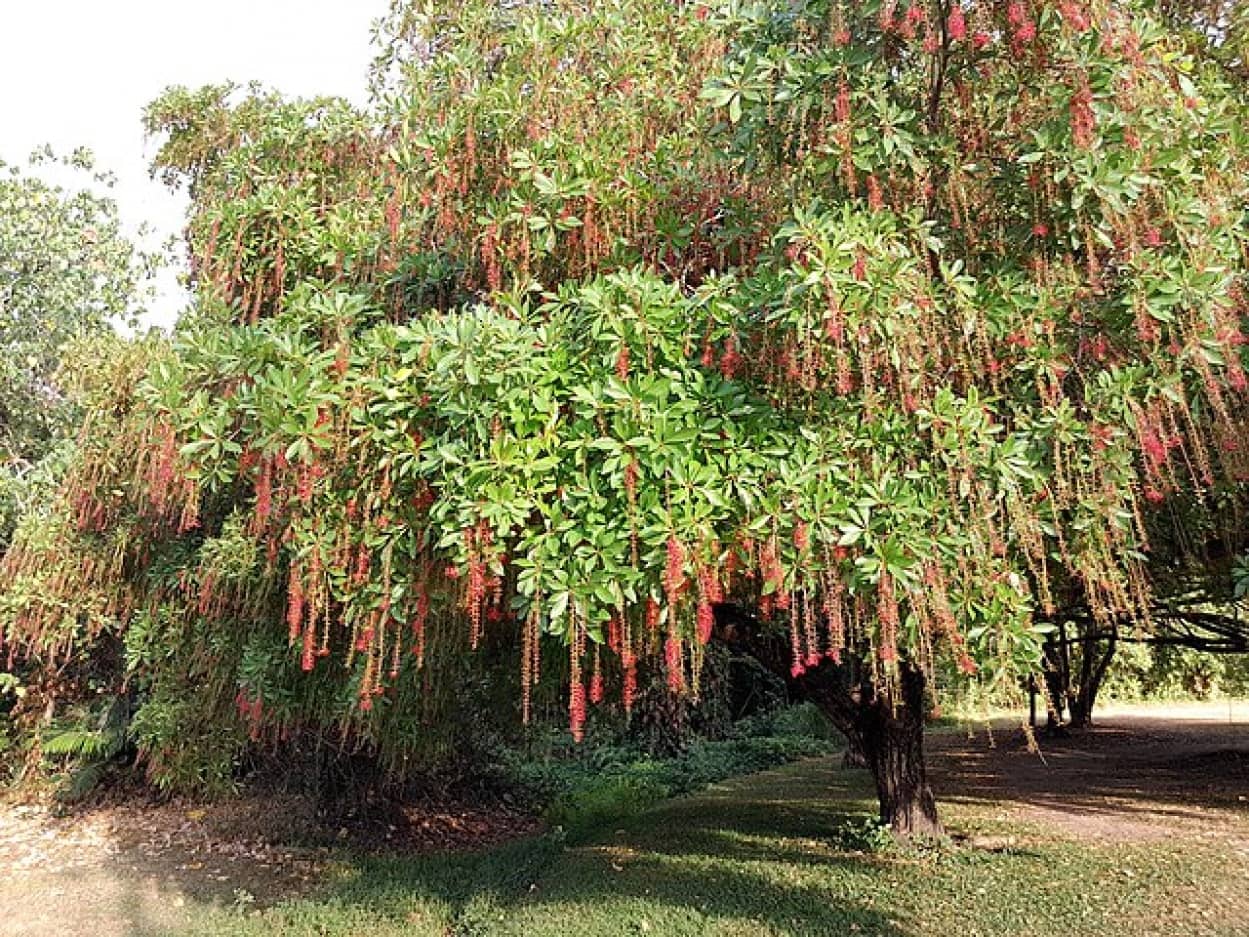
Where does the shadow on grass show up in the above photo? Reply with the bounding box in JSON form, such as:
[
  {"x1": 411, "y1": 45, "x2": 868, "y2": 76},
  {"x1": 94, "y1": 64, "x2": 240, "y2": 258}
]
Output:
[
  {"x1": 95, "y1": 759, "x2": 908, "y2": 936},
  {"x1": 105, "y1": 713, "x2": 1249, "y2": 936},
  {"x1": 325, "y1": 814, "x2": 910, "y2": 937},
  {"x1": 240, "y1": 761, "x2": 907, "y2": 936},
  {"x1": 303, "y1": 716, "x2": 1249, "y2": 936}
]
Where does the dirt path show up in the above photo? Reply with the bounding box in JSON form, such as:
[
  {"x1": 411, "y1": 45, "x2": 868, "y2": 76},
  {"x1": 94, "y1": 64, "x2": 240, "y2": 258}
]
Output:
[
  {"x1": 0, "y1": 801, "x2": 328, "y2": 937},
  {"x1": 927, "y1": 700, "x2": 1249, "y2": 844},
  {"x1": 1, "y1": 701, "x2": 1247, "y2": 936}
]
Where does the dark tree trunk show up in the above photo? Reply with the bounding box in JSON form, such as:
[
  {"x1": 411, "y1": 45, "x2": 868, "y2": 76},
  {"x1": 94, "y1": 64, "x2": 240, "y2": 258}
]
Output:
[
  {"x1": 1066, "y1": 697, "x2": 1089, "y2": 728},
  {"x1": 853, "y1": 664, "x2": 942, "y2": 837},
  {"x1": 840, "y1": 732, "x2": 867, "y2": 769},
  {"x1": 1041, "y1": 630, "x2": 1068, "y2": 732},
  {"x1": 1067, "y1": 627, "x2": 1116, "y2": 728},
  {"x1": 713, "y1": 604, "x2": 942, "y2": 838}
]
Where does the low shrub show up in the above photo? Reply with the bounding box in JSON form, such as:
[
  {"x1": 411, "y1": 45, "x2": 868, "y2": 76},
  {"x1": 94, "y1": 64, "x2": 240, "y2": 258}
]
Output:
[
  {"x1": 829, "y1": 815, "x2": 895, "y2": 853},
  {"x1": 1102, "y1": 645, "x2": 1249, "y2": 703}
]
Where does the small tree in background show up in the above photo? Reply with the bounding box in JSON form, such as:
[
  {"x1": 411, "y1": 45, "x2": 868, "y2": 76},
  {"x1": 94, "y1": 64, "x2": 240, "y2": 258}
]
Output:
[{"x1": 0, "y1": 149, "x2": 152, "y2": 544}]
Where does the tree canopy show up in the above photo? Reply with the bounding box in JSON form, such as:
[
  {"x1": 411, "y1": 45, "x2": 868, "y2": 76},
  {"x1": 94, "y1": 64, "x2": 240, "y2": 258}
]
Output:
[
  {"x1": 2, "y1": 0, "x2": 1248, "y2": 829},
  {"x1": 0, "y1": 149, "x2": 151, "y2": 543}
]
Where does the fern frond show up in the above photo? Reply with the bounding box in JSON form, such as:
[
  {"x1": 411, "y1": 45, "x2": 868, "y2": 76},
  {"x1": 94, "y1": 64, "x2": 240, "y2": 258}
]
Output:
[{"x1": 42, "y1": 729, "x2": 113, "y2": 760}]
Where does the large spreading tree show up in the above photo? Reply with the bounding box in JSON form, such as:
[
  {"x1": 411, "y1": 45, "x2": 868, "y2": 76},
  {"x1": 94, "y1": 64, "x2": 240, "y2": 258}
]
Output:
[{"x1": 3, "y1": 0, "x2": 1249, "y2": 835}]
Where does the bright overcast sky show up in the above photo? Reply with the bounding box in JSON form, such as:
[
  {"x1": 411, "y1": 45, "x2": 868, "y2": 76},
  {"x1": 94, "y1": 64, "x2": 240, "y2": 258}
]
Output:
[{"x1": 0, "y1": 0, "x2": 392, "y2": 328}]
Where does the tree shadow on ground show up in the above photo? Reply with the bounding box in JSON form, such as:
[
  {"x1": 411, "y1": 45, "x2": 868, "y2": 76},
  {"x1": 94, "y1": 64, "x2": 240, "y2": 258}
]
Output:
[
  {"x1": 84, "y1": 709, "x2": 1249, "y2": 936},
  {"x1": 925, "y1": 713, "x2": 1249, "y2": 838},
  {"x1": 317, "y1": 781, "x2": 914, "y2": 937},
  {"x1": 86, "y1": 761, "x2": 907, "y2": 937}
]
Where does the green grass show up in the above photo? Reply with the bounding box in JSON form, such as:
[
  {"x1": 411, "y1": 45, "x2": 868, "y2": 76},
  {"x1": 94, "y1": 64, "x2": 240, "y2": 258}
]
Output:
[
  {"x1": 518, "y1": 731, "x2": 838, "y2": 841},
  {"x1": 155, "y1": 758, "x2": 1249, "y2": 937}
]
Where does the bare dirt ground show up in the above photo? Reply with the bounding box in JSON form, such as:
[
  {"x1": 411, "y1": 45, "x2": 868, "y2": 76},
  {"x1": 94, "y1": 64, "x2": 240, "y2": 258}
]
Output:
[
  {"x1": 0, "y1": 701, "x2": 1246, "y2": 937},
  {"x1": 927, "y1": 700, "x2": 1249, "y2": 846},
  {"x1": 0, "y1": 798, "x2": 327, "y2": 936},
  {"x1": 0, "y1": 791, "x2": 539, "y2": 937}
]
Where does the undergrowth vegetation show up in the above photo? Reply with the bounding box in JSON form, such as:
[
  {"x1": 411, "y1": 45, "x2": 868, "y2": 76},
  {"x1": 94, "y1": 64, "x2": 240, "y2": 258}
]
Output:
[
  {"x1": 144, "y1": 756, "x2": 1249, "y2": 937},
  {"x1": 509, "y1": 704, "x2": 839, "y2": 840},
  {"x1": 1099, "y1": 644, "x2": 1249, "y2": 702}
]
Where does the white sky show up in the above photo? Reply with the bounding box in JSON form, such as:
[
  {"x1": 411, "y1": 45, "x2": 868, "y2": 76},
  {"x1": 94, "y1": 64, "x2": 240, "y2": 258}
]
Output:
[{"x1": 0, "y1": 0, "x2": 391, "y2": 328}]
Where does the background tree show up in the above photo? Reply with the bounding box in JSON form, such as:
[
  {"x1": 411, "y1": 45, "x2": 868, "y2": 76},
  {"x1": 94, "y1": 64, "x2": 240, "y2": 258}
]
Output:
[
  {"x1": 3, "y1": 0, "x2": 1248, "y2": 837},
  {"x1": 0, "y1": 149, "x2": 152, "y2": 543},
  {"x1": 1038, "y1": 491, "x2": 1249, "y2": 730}
]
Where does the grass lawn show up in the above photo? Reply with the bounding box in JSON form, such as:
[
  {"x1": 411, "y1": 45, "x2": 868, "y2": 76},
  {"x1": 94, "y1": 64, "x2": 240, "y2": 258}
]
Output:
[{"x1": 152, "y1": 755, "x2": 1249, "y2": 937}]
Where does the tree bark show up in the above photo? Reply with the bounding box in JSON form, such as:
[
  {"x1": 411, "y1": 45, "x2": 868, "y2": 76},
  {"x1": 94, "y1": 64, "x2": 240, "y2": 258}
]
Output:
[
  {"x1": 840, "y1": 732, "x2": 868, "y2": 768},
  {"x1": 713, "y1": 604, "x2": 943, "y2": 838},
  {"x1": 1041, "y1": 630, "x2": 1068, "y2": 732},
  {"x1": 853, "y1": 664, "x2": 942, "y2": 837},
  {"x1": 1067, "y1": 626, "x2": 1116, "y2": 728}
]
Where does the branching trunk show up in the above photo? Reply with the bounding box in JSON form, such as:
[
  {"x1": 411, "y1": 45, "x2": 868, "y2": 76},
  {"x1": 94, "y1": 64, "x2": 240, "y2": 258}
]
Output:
[
  {"x1": 714, "y1": 604, "x2": 943, "y2": 838},
  {"x1": 1067, "y1": 627, "x2": 1116, "y2": 728},
  {"x1": 1042, "y1": 622, "x2": 1117, "y2": 730}
]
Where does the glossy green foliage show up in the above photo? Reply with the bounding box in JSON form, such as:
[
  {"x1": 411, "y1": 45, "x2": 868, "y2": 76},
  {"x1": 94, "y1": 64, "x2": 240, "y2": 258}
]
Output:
[{"x1": 3, "y1": 0, "x2": 1248, "y2": 782}]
